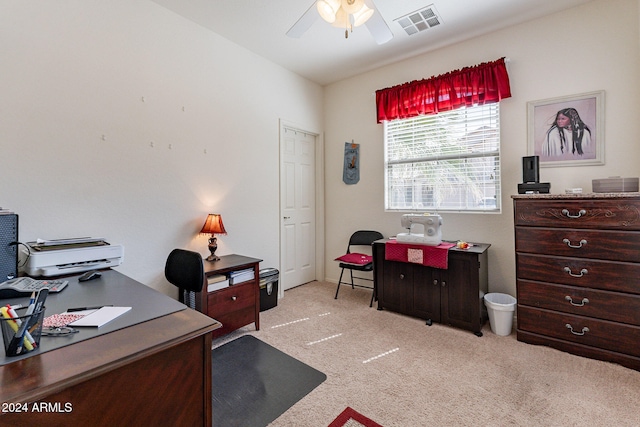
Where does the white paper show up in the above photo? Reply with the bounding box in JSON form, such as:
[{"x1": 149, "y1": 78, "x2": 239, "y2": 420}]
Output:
[{"x1": 68, "y1": 306, "x2": 131, "y2": 327}]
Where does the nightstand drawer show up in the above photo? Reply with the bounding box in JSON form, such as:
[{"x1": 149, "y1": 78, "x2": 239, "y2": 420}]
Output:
[
  {"x1": 515, "y1": 227, "x2": 640, "y2": 262},
  {"x1": 517, "y1": 279, "x2": 640, "y2": 326},
  {"x1": 517, "y1": 306, "x2": 640, "y2": 358},
  {"x1": 514, "y1": 199, "x2": 640, "y2": 230},
  {"x1": 516, "y1": 253, "x2": 640, "y2": 294},
  {"x1": 207, "y1": 281, "x2": 255, "y2": 315}
]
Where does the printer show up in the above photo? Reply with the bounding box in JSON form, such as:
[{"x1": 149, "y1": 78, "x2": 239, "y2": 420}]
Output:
[{"x1": 22, "y1": 238, "x2": 124, "y2": 277}]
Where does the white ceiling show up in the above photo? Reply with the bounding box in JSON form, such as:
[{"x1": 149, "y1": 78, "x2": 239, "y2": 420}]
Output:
[{"x1": 150, "y1": 0, "x2": 595, "y2": 86}]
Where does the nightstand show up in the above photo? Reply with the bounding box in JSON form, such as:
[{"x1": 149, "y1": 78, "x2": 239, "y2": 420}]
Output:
[{"x1": 193, "y1": 254, "x2": 262, "y2": 338}]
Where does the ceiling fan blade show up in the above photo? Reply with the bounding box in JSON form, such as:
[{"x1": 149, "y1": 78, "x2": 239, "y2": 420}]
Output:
[
  {"x1": 286, "y1": 2, "x2": 319, "y2": 38},
  {"x1": 363, "y1": 0, "x2": 393, "y2": 44}
]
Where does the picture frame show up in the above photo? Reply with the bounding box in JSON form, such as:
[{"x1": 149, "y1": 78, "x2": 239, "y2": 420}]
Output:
[{"x1": 527, "y1": 90, "x2": 604, "y2": 167}]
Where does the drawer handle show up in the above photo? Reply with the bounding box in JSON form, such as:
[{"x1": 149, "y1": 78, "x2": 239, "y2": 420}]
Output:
[
  {"x1": 231, "y1": 296, "x2": 237, "y2": 301},
  {"x1": 566, "y1": 323, "x2": 589, "y2": 336},
  {"x1": 562, "y1": 238, "x2": 587, "y2": 249},
  {"x1": 433, "y1": 280, "x2": 438, "y2": 286},
  {"x1": 565, "y1": 295, "x2": 589, "y2": 307},
  {"x1": 564, "y1": 267, "x2": 588, "y2": 278},
  {"x1": 399, "y1": 274, "x2": 405, "y2": 280},
  {"x1": 562, "y1": 208, "x2": 587, "y2": 219}
]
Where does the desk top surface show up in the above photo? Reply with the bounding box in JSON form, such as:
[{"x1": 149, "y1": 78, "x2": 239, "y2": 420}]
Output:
[
  {"x1": 0, "y1": 270, "x2": 219, "y2": 402},
  {"x1": 0, "y1": 269, "x2": 187, "y2": 365}
]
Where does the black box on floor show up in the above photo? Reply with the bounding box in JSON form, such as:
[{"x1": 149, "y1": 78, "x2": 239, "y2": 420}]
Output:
[{"x1": 259, "y1": 268, "x2": 279, "y2": 312}]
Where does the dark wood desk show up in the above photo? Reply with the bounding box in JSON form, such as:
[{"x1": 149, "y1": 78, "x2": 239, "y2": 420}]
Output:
[
  {"x1": 189, "y1": 255, "x2": 262, "y2": 339},
  {"x1": 0, "y1": 270, "x2": 219, "y2": 426}
]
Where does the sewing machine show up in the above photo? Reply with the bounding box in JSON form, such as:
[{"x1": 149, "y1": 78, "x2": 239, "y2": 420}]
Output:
[{"x1": 396, "y1": 213, "x2": 443, "y2": 246}]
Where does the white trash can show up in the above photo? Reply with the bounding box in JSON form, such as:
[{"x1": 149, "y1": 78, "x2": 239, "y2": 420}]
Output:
[{"x1": 484, "y1": 293, "x2": 517, "y2": 336}]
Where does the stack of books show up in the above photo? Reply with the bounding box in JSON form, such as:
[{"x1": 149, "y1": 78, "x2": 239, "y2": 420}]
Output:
[
  {"x1": 207, "y1": 274, "x2": 229, "y2": 292},
  {"x1": 229, "y1": 268, "x2": 254, "y2": 285}
]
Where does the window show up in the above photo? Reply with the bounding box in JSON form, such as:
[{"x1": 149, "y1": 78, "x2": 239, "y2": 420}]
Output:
[{"x1": 384, "y1": 103, "x2": 501, "y2": 212}]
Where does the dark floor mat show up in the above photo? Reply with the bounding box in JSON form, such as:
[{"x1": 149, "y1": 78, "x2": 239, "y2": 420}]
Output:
[{"x1": 212, "y1": 335, "x2": 326, "y2": 427}]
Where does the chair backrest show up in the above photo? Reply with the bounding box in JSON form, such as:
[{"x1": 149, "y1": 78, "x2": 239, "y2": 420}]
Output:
[
  {"x1": 164, "y1": 248, "x2": 205, "y2": 293},
  {"x1": 347, "y1": 230, "x2": 384, "y2": 252}
]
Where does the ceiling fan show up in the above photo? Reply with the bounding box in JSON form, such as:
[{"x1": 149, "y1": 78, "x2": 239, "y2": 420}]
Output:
[{"x1": 287, "y1": 0, "x2": 393, "y2": 45}]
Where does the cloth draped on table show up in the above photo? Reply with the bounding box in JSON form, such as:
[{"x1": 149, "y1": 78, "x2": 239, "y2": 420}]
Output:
[{"x1": 385, "y1": 240, "x2": 456, "y2": 269}]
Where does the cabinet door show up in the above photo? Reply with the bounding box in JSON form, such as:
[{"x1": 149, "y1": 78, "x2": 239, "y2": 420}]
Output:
[
  {"x1": 413, "y1": 264, "x2": 440, "y2": 321},
  {"x1": 379, "y1": 260, "x2": 414, "y2": 313},
  {"x1": 440, "y1": 253, "x2": 481, "y2": 333}
]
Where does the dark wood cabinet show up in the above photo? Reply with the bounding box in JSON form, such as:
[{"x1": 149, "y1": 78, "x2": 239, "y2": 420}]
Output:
[
  {"x1": 194, "y1": 254, "x2": 262, "y2": 339},
  {"x1": 513, "y1": 194, "x2": 640, "y2": 371},
  {"x1": 373, "y1": 240, "x2": 489, "y2": 336}
]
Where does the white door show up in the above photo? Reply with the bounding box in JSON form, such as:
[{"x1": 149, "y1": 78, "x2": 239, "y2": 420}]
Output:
[{"x1": 280, "y1": 125, "x2": 316, "y2": 291}]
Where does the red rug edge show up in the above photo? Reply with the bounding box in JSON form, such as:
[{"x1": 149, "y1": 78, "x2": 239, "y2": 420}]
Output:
[{"x1": 328, "y1": 406, "x2": 383, "y2": 427}]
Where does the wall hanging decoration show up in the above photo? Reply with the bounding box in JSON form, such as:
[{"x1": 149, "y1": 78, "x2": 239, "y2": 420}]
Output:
[
  {"x1": 343, "y1": 141, "x2": 359, "y2": 184},
  {"x1": 527, "y1": 91, "x2": 604, "y2": 167}
]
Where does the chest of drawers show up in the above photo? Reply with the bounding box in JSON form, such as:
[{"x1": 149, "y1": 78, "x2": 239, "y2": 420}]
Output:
[{"x1": 513, "y1": 194, "x2": 640, "y2": 371}]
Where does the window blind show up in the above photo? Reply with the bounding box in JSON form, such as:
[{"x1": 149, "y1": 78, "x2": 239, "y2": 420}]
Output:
[{"x1": 384, "y1": 103, "x2": 501, "y2": 212}]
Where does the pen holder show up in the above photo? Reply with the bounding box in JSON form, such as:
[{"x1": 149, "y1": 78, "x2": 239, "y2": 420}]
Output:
[{"x1": 1, "y1": 307, "x2": 46, "y2": 357}]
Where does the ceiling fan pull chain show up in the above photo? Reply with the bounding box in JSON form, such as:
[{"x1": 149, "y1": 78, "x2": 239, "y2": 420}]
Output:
[{"x1": 344, "y1": 23, "x2": 353, "y2": 39}]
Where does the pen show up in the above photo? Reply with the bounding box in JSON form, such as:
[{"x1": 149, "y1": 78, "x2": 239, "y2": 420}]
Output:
[
  {"x1": 67, "y1": 305, "x2": 111, "y2": 312},
  {"x1": 25, "y1": 291, "x2": 36, "y2": 316}
]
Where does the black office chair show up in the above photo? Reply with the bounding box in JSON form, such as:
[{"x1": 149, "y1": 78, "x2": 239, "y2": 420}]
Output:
[
  {"x1": 165, "y1": 248, "x2": 205, "y2": 310},
  {"x1": 334, "y1": 230, "x2": 384, "y2": 307}
]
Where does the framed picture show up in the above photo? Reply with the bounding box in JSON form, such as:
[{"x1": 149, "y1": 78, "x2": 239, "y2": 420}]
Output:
[{"x1": 527, "y1": 91, "x2": 604, "y2": 167}]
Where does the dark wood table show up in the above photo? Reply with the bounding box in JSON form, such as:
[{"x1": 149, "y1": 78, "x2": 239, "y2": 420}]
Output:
[{"x1": 0, "y1": 270, "x2": 219, "y2": 426}]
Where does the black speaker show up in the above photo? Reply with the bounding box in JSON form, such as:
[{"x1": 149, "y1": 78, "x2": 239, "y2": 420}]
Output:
[
  {"x1": 0, "y1": 214, "x2": 18, "y2": 281},
  {"x1": 522, "y1": 156, "x2": 540, "y2": 183}
]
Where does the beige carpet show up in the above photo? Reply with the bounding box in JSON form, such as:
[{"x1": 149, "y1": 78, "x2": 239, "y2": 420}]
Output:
[{"x1": 212, "y1": 281, "x2": 640, "y2": 427}]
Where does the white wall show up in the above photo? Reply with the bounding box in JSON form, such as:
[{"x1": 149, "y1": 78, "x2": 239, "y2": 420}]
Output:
[
  {"x1": 323, "y1": 0, "x2": 640, "y2": 295},
  {"x1": 2, "y1": 0, "x2": 639, "y2": 301},
  {"x1": 1, "y1": 1, "x2": 323, "y2": 296}
]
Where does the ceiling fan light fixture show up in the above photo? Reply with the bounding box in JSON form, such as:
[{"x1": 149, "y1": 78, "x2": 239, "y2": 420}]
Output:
[
  {"x1": 317, "y1": 0, "x2": 340, "y2": 23},
  {"x1": 351, "y1": 4, "x2": 374, "y2": 27},
  {"x1": 331, "y1": 6, "x2": 350, "y2": 28},
  {"x1": 340, "y1": 0, "x2": 365, "y2": 15}
]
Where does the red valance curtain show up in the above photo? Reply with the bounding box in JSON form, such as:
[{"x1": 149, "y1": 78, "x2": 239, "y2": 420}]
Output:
[{"x1": 376, "y1": 57, "x2": 511, "y2": 123}]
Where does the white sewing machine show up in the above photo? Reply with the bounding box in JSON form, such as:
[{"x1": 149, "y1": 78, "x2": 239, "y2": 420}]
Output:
[{"x1": 396, "y1": 213, "x2": 443, "y2": 246}]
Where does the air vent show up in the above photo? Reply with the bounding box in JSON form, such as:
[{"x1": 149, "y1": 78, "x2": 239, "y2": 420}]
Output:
[{"x1": 395, "y1": 4, "x2": 442, "y2": 36}]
